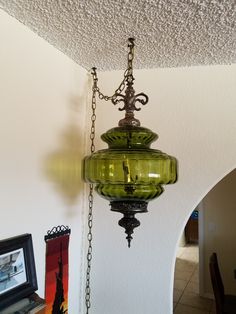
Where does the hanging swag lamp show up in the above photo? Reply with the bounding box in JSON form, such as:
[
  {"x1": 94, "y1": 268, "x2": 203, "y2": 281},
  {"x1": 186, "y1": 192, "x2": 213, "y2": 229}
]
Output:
[{"x1": 83, "y1": 38, "x2": 178, "y2": 247}]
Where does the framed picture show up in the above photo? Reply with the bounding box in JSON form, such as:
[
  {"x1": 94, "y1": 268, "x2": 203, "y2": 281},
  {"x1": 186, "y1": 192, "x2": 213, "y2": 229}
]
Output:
[{"x1": 0, "y1": 234, "x2": 38, "y2": 310}]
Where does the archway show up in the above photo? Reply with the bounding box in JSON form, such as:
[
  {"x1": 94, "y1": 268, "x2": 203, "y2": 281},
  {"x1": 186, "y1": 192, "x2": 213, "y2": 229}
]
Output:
[{"x1": 173, "y1": 168, "x2": 236, "y2": 313}]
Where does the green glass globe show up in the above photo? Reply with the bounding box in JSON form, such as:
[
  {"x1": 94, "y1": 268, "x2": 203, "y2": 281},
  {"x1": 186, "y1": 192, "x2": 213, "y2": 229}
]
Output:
[{"x1": 83, "y1": 125, "x2": 178, "y2": 246}]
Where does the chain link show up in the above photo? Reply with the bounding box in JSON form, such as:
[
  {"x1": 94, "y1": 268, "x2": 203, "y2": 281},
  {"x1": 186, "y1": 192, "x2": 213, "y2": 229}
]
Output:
[
  {"x1": 85, "y1": 183, "x2": 93, "y2": 313},
  {"x1": 91, "y1": 38, "x2": 135, "y2": 102},
  {"x1": 92, "y1": 69, "x2": 126, "y2": 101},
  {"x1": 127, "y1": 38, "x2": 135, "y2": 84},
  {"x1": 85, "y1": 74, "x2": 97, "y2": 314},
  {"x1": 90, "y1": 71, "x2": 97, "y2": 153},
  {"x1": 85, "y1": 38, "x2": 135, "y2": 313}
]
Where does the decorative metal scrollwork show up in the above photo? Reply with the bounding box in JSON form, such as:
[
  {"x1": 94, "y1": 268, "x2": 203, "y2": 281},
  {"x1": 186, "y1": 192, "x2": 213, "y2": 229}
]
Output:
[
  {"x1": 112, "y1": 88, "x2": 149, "y2": 112},
  {"x1": 112, "y1": 82, "x2": 149, "y2": 127},
  {"x1": 44, "y1": 225, "x2": 71, "y2": 241}
]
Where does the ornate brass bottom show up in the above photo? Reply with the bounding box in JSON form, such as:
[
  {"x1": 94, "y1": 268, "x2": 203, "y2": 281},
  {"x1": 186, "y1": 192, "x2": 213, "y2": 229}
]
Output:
[{"x1": 110, "y1": 201, "x2": 148, "y2": 247}]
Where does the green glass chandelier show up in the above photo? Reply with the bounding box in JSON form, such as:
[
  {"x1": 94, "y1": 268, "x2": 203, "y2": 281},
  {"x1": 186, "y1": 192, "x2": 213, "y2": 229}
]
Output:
[{"x1": 83, "y1": 38, "x2": 178, "y2": 247}]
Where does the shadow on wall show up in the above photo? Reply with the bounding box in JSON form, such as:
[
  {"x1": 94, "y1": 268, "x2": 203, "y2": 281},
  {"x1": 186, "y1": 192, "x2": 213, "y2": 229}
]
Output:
[{"x1": 44, "y1": 94, "x2": 86, "y2": 210}]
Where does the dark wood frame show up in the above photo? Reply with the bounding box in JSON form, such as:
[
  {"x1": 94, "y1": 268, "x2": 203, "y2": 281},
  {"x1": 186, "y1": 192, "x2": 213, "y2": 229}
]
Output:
[{"x1": 0, "y1": 234, "x2": 38, "y2": 310}]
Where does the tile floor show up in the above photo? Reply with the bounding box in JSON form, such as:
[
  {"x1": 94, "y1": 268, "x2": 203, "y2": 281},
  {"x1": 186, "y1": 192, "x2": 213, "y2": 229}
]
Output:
[{"x1": 173, "y1": 245, "x2": 216, "y2": 314}]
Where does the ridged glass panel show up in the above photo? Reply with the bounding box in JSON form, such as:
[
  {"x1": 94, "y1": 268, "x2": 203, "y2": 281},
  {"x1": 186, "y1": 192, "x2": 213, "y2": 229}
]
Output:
[
  {"x1": 83, "y1": 125, "x2": 178, "y2": 202},
  {"x1": 96, "y1": 184, "x2": 164, "y2": 201}
]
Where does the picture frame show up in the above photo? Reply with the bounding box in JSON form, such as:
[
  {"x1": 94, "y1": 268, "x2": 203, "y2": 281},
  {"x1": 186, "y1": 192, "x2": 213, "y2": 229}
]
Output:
[{"x1": 0, "y1": 234, "x2": 38, "y2": 310}]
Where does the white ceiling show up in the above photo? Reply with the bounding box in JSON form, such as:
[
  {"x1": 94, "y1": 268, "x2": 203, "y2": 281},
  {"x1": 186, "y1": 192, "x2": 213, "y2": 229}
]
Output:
[{"x1": 0, "y1": 0, "x2": 236, "y2": 71}]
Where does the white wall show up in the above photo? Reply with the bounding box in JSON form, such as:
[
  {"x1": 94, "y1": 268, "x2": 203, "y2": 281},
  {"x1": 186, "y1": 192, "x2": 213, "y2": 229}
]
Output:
[
  {"x1": 88, "y1": 65, "x2": 236, "y2": 314},
  {"x1": 202, "y1": 169, "x2": 236, "y2": 296},
  {"x1": 0, "y1": 10, "x2": 87, "y2": 313},
  {"x1": 1, "y1": 8, "x2": 236, "y2": 314}
]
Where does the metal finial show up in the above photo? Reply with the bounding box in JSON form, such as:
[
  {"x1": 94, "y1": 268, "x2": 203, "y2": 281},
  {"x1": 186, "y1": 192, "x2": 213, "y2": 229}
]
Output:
[{"x1": 118, "y1": 212, "x2": 141, "y2": 248}]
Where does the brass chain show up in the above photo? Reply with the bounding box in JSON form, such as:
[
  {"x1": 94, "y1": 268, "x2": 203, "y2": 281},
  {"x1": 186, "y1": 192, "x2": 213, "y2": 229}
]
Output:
[
  {"x1": 92, "y1": 38, "x2": 135, "y2": 102},
  {"x1": 85, "y1": 73, "x2": 96, "y2": 314},
  {"x1": 85, "y1": 183, "x2": 93, "y2": 313},
  {"x1": 126, "y1": 38, "x2": 135, "y2": 84},
  {"x1": 85, "y1": 38, "x2": 135, "y2": 313}
]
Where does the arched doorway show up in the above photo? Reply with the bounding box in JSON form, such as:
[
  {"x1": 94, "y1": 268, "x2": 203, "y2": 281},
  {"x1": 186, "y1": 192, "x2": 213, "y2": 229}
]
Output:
[{"x1": 173, "y1": 169, "x2": 236, "y2": 313}]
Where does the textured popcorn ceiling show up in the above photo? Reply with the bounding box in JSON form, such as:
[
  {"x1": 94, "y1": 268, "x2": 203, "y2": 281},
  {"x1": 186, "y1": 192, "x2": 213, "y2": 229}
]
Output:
[{"x1": 0, "y1": 0, "x2": 236, "y2": 70}]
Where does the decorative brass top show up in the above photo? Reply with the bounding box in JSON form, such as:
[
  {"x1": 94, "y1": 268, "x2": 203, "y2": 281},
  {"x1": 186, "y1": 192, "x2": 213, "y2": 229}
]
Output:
[{"x1": 112, "y1": 82, "x2": 149, "y2": 126}]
